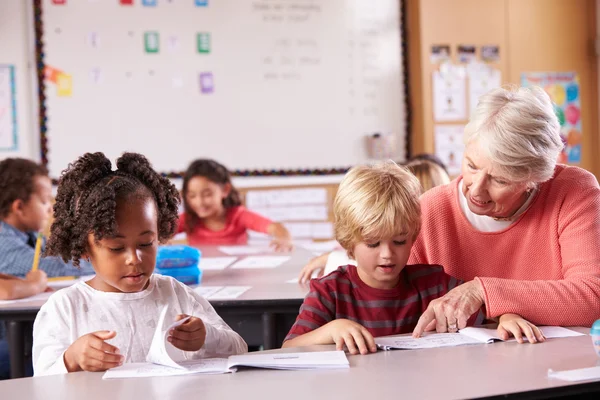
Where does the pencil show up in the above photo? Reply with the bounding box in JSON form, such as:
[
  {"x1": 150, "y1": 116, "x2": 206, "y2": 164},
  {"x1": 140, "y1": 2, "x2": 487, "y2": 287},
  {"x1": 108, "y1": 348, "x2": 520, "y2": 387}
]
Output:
[
  {"x1": 31, "y1": 233, "x2": 43, "y2": 271},
  {"x1": 47, "y1": 276, "x2": 76, "y2": 282}
]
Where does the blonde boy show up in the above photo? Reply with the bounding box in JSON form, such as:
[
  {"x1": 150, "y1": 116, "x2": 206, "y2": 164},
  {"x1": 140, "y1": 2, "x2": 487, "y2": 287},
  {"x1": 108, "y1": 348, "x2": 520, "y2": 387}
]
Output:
[{"x1": 283, "y1": 161, "x2": 483, "y2": 354}]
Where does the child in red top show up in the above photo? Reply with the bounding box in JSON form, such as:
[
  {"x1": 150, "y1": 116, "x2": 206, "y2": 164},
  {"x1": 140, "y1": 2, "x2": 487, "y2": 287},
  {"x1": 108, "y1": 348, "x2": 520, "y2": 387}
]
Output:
[
  {"x1": 178, "y1": 159, "x2": 292, "y2": 250},
  {"x1": 283, "y1": 161, "x2": 545, "y2": 355}
]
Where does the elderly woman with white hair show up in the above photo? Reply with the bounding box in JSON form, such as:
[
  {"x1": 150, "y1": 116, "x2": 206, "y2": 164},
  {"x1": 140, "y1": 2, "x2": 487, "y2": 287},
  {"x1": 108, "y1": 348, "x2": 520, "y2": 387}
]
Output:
[{"x1": 412, "y1": 86, "x2": 600, "y2": 338}]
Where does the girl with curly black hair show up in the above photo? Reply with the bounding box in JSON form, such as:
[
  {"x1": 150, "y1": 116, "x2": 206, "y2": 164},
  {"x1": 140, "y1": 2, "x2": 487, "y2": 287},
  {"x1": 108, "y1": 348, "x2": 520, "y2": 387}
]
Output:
[
  {"x1": 32, "y1": 152, "x2": 247, "y2": 376},
  {"x1": 178, "y1": 159, "x2": 292, "y2": 251}
]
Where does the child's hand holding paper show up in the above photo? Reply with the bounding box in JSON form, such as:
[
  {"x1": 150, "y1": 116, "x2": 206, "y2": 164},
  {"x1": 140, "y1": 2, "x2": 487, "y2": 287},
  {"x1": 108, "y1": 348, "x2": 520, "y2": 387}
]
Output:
[
  {"x1": 168, "y1": 314, "x2": 207, "y2": 352},
  {"x1": 146, "y1": 305, "x2": 206, "y2": 369}
]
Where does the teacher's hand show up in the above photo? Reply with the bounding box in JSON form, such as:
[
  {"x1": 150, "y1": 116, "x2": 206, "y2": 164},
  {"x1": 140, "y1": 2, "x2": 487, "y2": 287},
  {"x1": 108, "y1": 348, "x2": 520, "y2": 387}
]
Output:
[{"x1": 412, "y1": 280, "x2": 485, "y2": 337}]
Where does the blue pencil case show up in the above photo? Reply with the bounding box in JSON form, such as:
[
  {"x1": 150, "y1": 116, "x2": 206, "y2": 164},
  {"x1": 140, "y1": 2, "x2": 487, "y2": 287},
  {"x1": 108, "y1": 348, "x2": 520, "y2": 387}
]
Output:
[
  {"x1": 155, "y1": 264, "x2": 202, "y2": 286},
  {"x1": 156, "y1": 245, "x2": 201, "y2": 269}
]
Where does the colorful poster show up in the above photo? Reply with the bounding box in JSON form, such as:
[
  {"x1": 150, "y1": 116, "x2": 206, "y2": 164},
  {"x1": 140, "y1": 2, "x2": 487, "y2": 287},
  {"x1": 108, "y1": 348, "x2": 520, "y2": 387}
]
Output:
[
  {"x1": 197, "y1": 32, "x2": 211, "y2": 54},
  {"x1": 195, "y1": 0, "x2": 209, "y2": 6},
  {"x1": 120, "y1": 0, "x2": 134, "y2": 5},
  {"x1": 144, "y1": 32, "x2": 160, "y2": 53},
  {"x1": 142, "y1": 0, "x2": 157, "y2": 6},
  {"x1": 0, "y1": 65, "x2": 18, "y2": 150},
  {"x1": 521, "y1": 72, "x2": 582, "y2": 164}
]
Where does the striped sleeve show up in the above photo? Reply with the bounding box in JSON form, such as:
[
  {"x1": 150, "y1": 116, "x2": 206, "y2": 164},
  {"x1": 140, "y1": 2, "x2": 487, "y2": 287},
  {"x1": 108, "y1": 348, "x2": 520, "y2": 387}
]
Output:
[{"x1": 284, "y1": 278, "x2": 335, "y2": 341}]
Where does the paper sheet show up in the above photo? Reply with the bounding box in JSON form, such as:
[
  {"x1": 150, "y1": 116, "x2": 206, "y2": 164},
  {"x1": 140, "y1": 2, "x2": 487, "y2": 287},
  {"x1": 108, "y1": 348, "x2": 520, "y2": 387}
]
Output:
[
  {"x1": 376, "y1": 327, "x2": 585, "y2": 350},
  {"x1": 0, "y1": 291, "x2": 53, "y2": 305},
  {"x1": 209, "y1": 286, "x2": 251, "y2": 300},
  {"x1": 218, "y1": 246, "x2": 270, "y2": 255},
  {"x1": 230, "y1": 256, "x2": 290, "y2": 269},
  {"x1": 194, "y1": 286, "x2": 224, "y2": 298},
  {"x1": 146, "y1": 305, "x2": 191, "y2": 369},
  {"x1": 103, "y1": 351, "x2": 348, "y2": 379},
  {"x1": 103, "y1": 359, "x2": 229, "y2": 379},
  {"x1": 434, "y1": 124, "x2": 465, "y2": 176},
  {"x1": 548, "y1": 366, "x2": 600, "y2": 382},
  {"x1": 460, "y1": 326, "x2": 584, "y2": 343},
  {"x1": 468, "y1": 67, "x2": 501, "y2": 117},
  {"x1": 194, "y1": 286, "x2": 251, "y2": 300},
  {"x1": 226, "y1": 350, "x2": 349, "y2": 371},
  {"x1": 376, "y1": 333, "x2": 481, "y2": 350},
  {"x1": 199, "y1": 257, "x2": 237, "y2": 270},
  {"x1": 432, "y1": 68, "x2": 467, "y2": 122},
  {"x1": 297, "y1": 240, "x2": 340, "y2": 254}
]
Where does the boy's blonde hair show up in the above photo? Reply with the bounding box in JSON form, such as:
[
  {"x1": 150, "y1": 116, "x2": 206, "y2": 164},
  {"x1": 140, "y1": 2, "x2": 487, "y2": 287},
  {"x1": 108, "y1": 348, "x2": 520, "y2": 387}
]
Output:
[{"x1": 334, "y1": 161, "x2": 422, "y2": 255}]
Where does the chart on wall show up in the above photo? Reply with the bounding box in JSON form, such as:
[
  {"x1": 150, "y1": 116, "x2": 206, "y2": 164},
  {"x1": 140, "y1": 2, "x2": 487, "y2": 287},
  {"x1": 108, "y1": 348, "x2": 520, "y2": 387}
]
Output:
[
  {"x1": 521, "y1": 72, "x2": 582, "y2": 164},
  {"x1": 0, "y1": 65, "x2": 18, "y2": 151},
  {"x1": 37, "y1": 0, "x2": 407, "y2": 177}
]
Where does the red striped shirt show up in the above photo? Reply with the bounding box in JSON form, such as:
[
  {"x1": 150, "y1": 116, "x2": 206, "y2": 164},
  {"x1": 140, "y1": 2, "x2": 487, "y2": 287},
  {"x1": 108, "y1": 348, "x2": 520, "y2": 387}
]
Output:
[{"x1": 286, "y1": 264, "x2": 482, "y2": 340}]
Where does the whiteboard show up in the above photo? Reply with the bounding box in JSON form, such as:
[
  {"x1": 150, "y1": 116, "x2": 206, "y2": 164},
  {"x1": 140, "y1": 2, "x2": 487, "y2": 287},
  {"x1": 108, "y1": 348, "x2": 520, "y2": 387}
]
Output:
[{"x1": 38, "y1": 0, "x2": 406, "y2": 177}]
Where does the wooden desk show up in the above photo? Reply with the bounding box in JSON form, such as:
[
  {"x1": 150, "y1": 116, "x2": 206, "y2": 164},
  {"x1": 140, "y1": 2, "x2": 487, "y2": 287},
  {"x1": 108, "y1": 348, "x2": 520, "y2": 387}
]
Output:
[
  {"x1": 0, "y1": 246, "x2": 312, "y2": 379},
  {"x1": 1, "y1": 330, "x2": 599, "y2": 399}
]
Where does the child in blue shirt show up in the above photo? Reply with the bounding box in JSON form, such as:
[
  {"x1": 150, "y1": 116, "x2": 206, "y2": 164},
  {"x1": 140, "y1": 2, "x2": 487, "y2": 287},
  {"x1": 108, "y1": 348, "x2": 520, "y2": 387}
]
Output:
[{"x1": 0, "y1": 158, "x2": 94, "y2": 277}]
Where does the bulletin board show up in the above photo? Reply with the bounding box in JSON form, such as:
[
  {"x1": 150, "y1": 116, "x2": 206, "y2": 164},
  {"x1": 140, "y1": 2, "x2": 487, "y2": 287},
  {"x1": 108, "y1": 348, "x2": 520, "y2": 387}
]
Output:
[{"x1": 34, "y1": 0, "x2": 409, "y2": 178}]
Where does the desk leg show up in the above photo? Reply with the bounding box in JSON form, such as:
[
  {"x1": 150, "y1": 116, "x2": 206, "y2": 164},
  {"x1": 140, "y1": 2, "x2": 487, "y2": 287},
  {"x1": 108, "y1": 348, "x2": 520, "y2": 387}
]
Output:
[
  {"x1": 6, "y1": 321, "x2": 25, "y2": 379},
  {"x1": 262, "y1": 312, "x2": 277, "y2": 350}
]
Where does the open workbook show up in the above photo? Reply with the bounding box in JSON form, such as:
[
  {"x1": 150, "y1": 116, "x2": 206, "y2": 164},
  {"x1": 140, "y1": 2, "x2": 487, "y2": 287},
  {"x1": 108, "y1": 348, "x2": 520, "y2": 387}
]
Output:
[
  {"x1": 103, "y1": 306, "x2": 349, "y2": 379},
  {"x1": 375, "y1": 326, "x2": 584, "y2": 350}
]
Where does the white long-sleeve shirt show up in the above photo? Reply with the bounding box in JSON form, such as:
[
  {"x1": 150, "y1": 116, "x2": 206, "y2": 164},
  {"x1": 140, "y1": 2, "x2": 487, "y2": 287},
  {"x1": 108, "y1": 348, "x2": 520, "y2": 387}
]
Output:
[{"x1": 33, "y1": 274, "x2": 248, "y2": 376}]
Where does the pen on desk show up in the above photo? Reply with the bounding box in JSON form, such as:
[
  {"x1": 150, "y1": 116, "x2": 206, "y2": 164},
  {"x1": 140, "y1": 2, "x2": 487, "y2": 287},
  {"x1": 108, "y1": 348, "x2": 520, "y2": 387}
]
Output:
[{"x1": 31, "y1": 233, "x2": 43, "y2": 271}]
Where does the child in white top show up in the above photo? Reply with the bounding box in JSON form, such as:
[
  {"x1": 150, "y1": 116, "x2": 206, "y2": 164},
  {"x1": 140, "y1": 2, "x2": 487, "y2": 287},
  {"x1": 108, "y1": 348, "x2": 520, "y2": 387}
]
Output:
[{"x1": 33, "y1": 152, "x2": 247, "y2": 376}]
